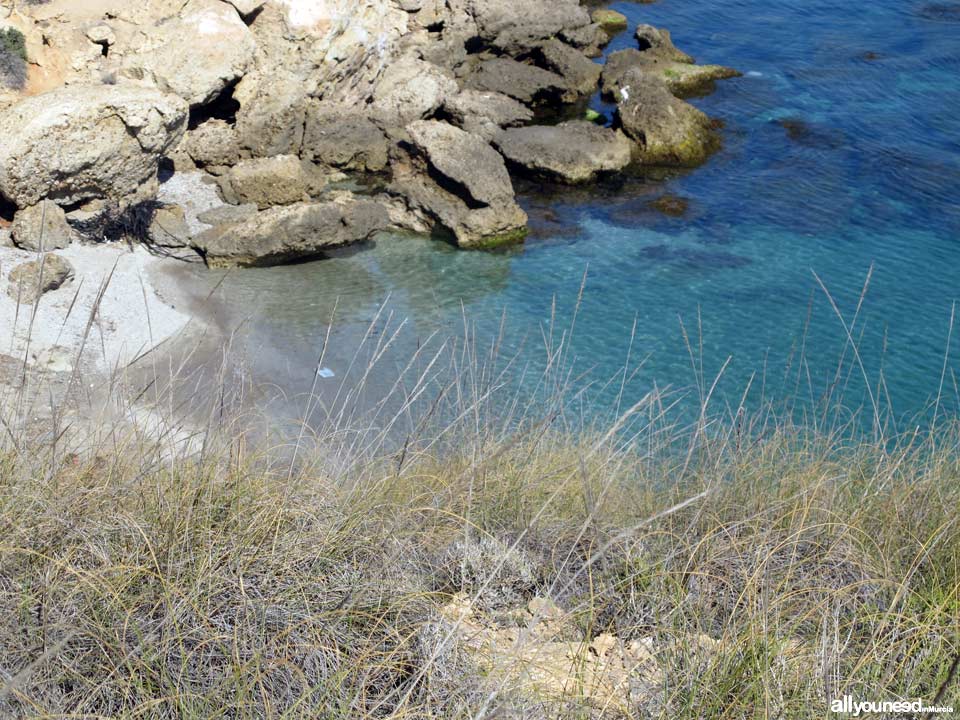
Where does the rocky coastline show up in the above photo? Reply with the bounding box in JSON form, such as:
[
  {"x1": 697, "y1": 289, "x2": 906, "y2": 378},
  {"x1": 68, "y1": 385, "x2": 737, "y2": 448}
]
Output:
[{"x1": 0, "y1": 0, "x2": 738, "y2": 386}]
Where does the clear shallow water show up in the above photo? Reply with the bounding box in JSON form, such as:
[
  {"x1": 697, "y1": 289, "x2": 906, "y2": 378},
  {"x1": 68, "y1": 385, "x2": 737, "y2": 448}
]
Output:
[{"x1": 175, "y1": 0, "x2": 960, "y2": 429}]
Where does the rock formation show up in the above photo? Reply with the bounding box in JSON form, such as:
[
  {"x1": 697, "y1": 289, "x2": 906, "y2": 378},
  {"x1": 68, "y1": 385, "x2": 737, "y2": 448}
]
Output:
[{"x1": 0, "y1": 0, "x2": 739, "y2": 267}]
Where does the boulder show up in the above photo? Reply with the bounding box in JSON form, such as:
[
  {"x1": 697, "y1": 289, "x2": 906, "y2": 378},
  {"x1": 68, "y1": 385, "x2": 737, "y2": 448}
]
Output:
[
  {"x1": 390, "y1": 120, "x2": 527, "y2": 249},
  {"x1": 464, "y1": 58, "x2": 567, "y2": 106},
  {"x1": 533, "y1": 38, "x2": 602, "y2": 102},
  {"x1": 6, "y1": 254, "x2": 74, "y2": 303},
  {"x1": 635, "y1": 24, "x2": 694, "y2": 64},
  {"x1": 182, "y1": 120, "x2": 241, "y2": 168},
  {"x1": 601, "y1": 49, "x2": 739, "y2": 99},
  {"x1": 591, "y1": 9, "x2": 628, "y2": 32},
  {"x1": 368, "y1": 57, "x2": 457, "y2": 129},
  {"x1": 443, "y1": 89, "x2": 533, "y2": 141},
  {"x1": 121, "y1": 0, "x2": 256, "y2": 107},
  {"x1": 192, "y1": 198, "x2": 390, "y2": 267},
  {"x1": 217, "y1": 156, "x2": 331, "y2": 209},
  {"x1": 0, "y1": 84, "x2": 187, "y2": 209},
  {"x1": 616, "y1": 71, "x2": 719, "y2": 167},
  {"x1": 495, "y1": 121, "x2": 633, "y2": 183},
  {"x1": 234, "y1": 71, "x2": 309, "y2": 158},
  {"x1": 301, "y1": 104, "x2": 391, "y2": 172},
  {"x1": 467, "y1": 0, "x2": 592, "y2": 55},
  {"x1": 10, "y1": 201, "x2": 74, "y2": 251},
  {"x1": 147, "y1": 203, "x2": 192, "y2": 248}
]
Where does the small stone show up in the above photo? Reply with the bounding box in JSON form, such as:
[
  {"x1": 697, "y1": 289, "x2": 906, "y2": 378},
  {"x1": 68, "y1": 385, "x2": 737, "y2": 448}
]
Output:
[
  {"x1": 11, "y1": 201, "x2": 74, "y2": 252},
  {"x1": 147, "y1": 204, "x2": 192, "y2": 247},
  {"x1": 6, "y1": 254, "x2": 75, "y2": 303}
]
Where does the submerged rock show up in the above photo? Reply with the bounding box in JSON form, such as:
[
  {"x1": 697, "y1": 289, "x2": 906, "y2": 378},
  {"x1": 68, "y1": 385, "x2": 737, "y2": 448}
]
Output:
[
  {"x1": 6, "y1": 254, "x2": 74, "y2": 303},
  {"x1": 649, "y1": 194, "x2": 690, "y2": 216},
  {"x1": 617, "y1": 70, "x2": 720, "y2": 167},
  {"x1": 0, "y1": 84, "x2": 187, "y2": 209},
  {"x1": 11, "y1": 201, "x2": 74, "y2": 251},
  {"x1": 495, "y1": 122, "x2": 633, "y2": 184},
  {"x1": 193, "y1": 197, "x2": 390, "y2": 268}
]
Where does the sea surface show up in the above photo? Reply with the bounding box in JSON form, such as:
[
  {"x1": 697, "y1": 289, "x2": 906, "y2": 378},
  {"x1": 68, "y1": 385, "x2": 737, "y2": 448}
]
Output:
[{"x1": 172, "y1": 0, "x2": 960, "y2": 433}]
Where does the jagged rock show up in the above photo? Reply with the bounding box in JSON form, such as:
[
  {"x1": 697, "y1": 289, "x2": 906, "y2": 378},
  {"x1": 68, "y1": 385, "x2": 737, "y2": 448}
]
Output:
[
  {"x1": 635, "y1": 24, "x2": 695, "y2": 63},
  {"x1": 559, "y1": 22, "x2": 610, "y2": 57},
  {"x1": 464, "y1": 57, "x2": 568, "y2": 106},
  {"x1": 182, "y1": 120, "x2": 241, "y2": 168},
  {"x1": 443, "y1": 89, "x2": 533, "y2": 141},
  {"x1": 0, "y1": 84, "x2": 187, "y2": 208},
  {"x1": 467, "y1": 0, "x2": 592, "y2": 55},
  {"x1": 6, "y1": 254, "x2": 74, "y2": 303},
  {"x1": 302, "y1": 104, "x2": 391, "y2": 172},
  {"x1": 602, "y1": 49, "x2": 739, "y2": 99},
  {"x1": 217, "y1": 156, "x2": 331, "y2": 209},
  {"x1": 533, "y1": 38, "x2": 602, "y2": 102},
  {"x1": 10, "y1": 201, "x2": 74, "y2": 251},
  {"x1": 147, "y1": 204, "x2": 192, "y2": 248},
  {"x1": 121, "y1": 0, "x2": 256, "y2": 107},
  {"x1": 495, "y1": 121, "x2": 633, "y2": 183},
  {"x1": 390, "y1": 120, "x2": 527, "y2": 249},
  {"x1": 234, "y1": 71, "x2": 309, "y2": 158},
  {"x1": 192, "y1": 197, "x2": 390, "y2": 267},
  {"x1": 617, "y1": 70, "x2": 720, "y2": 167},
  {"x1": 369, "y1": 57, "x2": 457, "y2": 128}
]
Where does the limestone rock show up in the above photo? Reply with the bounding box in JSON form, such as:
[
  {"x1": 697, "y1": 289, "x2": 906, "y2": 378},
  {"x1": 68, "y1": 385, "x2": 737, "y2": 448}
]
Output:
[
  {"x1": 192, "y1": 198, "x2": 390, "y2": 267},
  {"x1": 302, "y1": 104, "x2": 391, "y2": 172},
  {"x1": 602, "y1": 49, "x2": 739, "y2": 99},
  {"x1": 11, "y1": 201, "x2": 74, "y2": 251},
  {"x1": 6, "y1": 254, "x2": 74, "y2": 303},
  {"x1": 0, "y1": 84, "x2": 187, "y2": 208},
  {"x1": 464, "y1": 58, "x2": 567, "y2": 106},
  {"x1": 121, "y1": 0, "x2": 256, "y2": 107},
  {"x1": 592, "y1": 9, "x2": 628, "y2": 32},
  {"x1": 217, "y1": 156, "x2": 330, "y2": 209},
  {"x1": 390, "y1": 121, "x2": 527, "y2": 249},
  {"x1": 197, "y1": 203, "x2": 258, "y2": 226},
  {"x1": 147, "y1": 204, "x2": 192, "y2": 248},
  {"x1": 534, "y1": 39, "x2": 602, "y2": 102},
  {"x1": 495, "y1": 121, "x2": 633, "y2": 183},
  {"x1": 234, "y1": 71, "x2": 308, "y2": 158},
  {"x1": 617, "y1": 70, "x2": 720, "y2": 167},
  {"x1": 182, "y1": 120, "x2": 241, "y2": 168},
  {"x1": 635, "y1": 24, "x2": 694, "y2": 64},
  {"x1": 467, "y1": 0, "x2": 592, "y2": 55},
  {"x1": 443, "y1": 89, "x2": 533, "y2": 141},
  {"x1": 369, "y1": 57, "x2": 457, "y2": 129}
]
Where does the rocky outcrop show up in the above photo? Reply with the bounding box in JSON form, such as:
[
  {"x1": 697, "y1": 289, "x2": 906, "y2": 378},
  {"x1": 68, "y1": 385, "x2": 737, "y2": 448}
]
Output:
[
  {"x1": 120, "y1": 0, "x2": 256, "y2": 107},
  {"x1": 464, "y1": 58, "x2": 568, "y2": 106},
  {"x1": 616, "y1": 70, "x2": 720, "y2": 167},
  {"x1": 11, "y1": 201, "x2": 74, "y2": 252},
  {"x1": 216, "y1": 156, "x2": 332, "y2": 209},
  {"x1": 6, "y1": 254, "x2": 74, "y2": 303},
  {"x1": 192, "y1": 197, "x2": 390, "y2": 267},
  {"x1": 495, "y1": 122, "x2": 633, "y2": 183},
  {"x1": 301, "y1": 104, "x2": 391, "y2": 172},
  {"x1": 369, "y1": 57, "x2": 458, "y2": 129},
  {"x1": 602, "y1": 48, "x2": 739, "y2": 99},
  {"x1": 465, "y1": 0, "x2": 594, "y2": 55},
  {"x1": 390, "y1": 120, "x2": 527, "y2": 249},
  {"x1": 0, "y1": 84, "x2": 187, "y2": 209},
  {"x1": 443, "y1": 90, "x2": 533, "y2": 142}
]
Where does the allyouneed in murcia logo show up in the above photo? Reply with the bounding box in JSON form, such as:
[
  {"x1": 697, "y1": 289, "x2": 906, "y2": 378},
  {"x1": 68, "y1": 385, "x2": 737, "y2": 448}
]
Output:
[{"x1": 830, "y1": 695, "x2": 954, "y2": 715}]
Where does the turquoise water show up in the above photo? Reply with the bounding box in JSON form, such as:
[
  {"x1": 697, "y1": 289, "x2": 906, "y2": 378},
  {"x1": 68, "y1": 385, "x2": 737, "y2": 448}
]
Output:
[{"x1": 177, "y1": 0, "x2": 960, "y2": 430}]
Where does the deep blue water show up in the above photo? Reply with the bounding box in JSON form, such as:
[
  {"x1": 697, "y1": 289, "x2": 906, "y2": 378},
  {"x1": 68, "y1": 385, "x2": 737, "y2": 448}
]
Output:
[{"x1": 175, "y1": 0, "x2": 960, "y2": 431}]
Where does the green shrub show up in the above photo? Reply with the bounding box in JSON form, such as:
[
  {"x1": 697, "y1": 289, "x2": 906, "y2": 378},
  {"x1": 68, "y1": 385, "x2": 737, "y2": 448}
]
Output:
[{"x1": 0, "y1": 27, "x2": 26, "y2": 62}]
